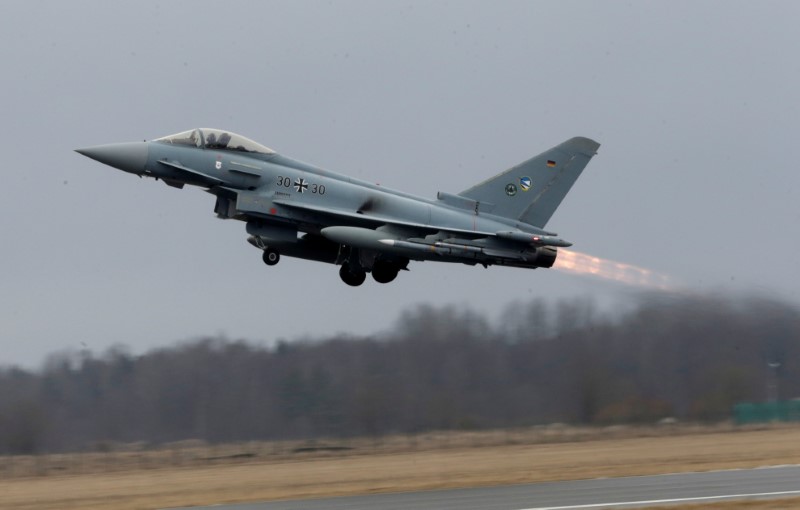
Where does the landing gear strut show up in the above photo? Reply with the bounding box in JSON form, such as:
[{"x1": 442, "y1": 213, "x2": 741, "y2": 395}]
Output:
[
  {"x1": 339, "y1": 264, "x2": 366, "y2": 286},
  {"x1": 262, "y1": 248, "x2": 280, "y2": 266}
]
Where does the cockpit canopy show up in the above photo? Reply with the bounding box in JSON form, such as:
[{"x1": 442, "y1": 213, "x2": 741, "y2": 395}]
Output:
[{"x1": 154, "y1": 128, "x2": 275, "y2": 155}]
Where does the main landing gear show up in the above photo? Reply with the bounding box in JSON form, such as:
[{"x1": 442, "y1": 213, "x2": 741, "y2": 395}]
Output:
[
  {"x1": 258, "y1": 245, "x2": 404, "y2": 286},
  {"x1": 371, "y1": 260, "x2": 399, "y2": 284},
  {"x1": 338, "y1": 260, "x2": 400, "y2": 286},
  {"x1": 339, "y1": 265, "x2": 367, "y2": 287}
]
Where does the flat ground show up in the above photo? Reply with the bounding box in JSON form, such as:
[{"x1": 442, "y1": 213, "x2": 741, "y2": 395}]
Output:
[{"x1": 2, "y1": 424, "x2": 800, "y2": 510}]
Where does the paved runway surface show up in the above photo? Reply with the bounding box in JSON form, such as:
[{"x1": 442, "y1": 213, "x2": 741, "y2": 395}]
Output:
[{"x1": 170, "y1": 465, "x2": 800, "y2": 510}]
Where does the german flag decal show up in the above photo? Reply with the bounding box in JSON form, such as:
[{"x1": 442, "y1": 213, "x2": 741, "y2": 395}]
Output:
[{"x1": 546, "y1": 160, "x2": 557, "y2": 167}]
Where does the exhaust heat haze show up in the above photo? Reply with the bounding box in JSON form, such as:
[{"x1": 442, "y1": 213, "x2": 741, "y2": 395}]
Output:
[{"x1": 554, "y1": 249, "x2": 674, "y2": 290}]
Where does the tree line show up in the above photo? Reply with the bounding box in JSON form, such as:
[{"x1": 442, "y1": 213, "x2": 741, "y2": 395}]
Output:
[{"x1": 1, "y1": 292, "x2": 798, "y2": 454}]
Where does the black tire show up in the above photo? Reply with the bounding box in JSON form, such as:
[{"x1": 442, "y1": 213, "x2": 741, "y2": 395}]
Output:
[
  {"x1": 372, "y1": 262, "x2": 399, "y2": 284},
  {"x1": 262, "y1": 249, "x2": 280, "y2": 266},
  {"x1": 339, "y1": 265, "x2": 366, "y2": 286}
]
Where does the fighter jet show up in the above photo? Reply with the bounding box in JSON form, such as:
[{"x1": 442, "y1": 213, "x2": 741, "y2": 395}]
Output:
[{"x1": 76, "y1": 129, "x2": 599, "y2": 286}]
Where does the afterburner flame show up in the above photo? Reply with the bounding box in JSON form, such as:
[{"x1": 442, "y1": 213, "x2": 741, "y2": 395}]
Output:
[{"x1": 554, "y1": 249, "x2": 673, "y2": 290}]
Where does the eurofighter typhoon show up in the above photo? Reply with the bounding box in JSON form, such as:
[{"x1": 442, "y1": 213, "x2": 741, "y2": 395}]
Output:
[{"x1": 76, "y1": 129, "x2": 599, "y2": 286}]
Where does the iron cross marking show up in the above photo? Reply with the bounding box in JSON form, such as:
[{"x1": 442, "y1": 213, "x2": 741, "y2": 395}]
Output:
[{"x1": 294, "y1": 178, "x2": 308, "y2": 193}]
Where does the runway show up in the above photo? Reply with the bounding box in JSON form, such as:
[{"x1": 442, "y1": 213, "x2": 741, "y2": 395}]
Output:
[{"x1": 169, "y1": 465, "x2": 800, "y2": 510}]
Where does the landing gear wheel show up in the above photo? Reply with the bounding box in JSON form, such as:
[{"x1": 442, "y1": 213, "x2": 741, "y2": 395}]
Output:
[
  {"x1": 372, "y1": 262, "x2": 399, "y2": 284},
  {"x1": 262, "y1": 249, "x2": 280, "y2": 266},
  {"x1": 339, "y1": 265, "x2": 366, "y2": 286}
]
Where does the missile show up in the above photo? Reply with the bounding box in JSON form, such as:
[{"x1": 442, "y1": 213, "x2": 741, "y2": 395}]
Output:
[
  {"x1": 319, "y1": 226, "x2": 563, "y2": 262},
  {"x1": 321, "y1": 226, "x2": 395, "y2": 250},
  {"x1": 379, "y1": 239, "x2": 466, "y2": 256},
  {"x1": 379, "y1": 239, "x2": 433, "y2": 252},
  {"x1": 495, "y1": 231, "x2": 572, "y2": 247},
  {"x1": 379, "y1": 239, "x2": 536, "y2": 263},
  {"x1": 379, "y1": 239, "x2": 488, "y2": 257},
  {"x1": 320, "y1": 227, "x2": 480, "y2": 257},
  {"x1": 322, "y1": 226, "x2": 496, "y2": 256},
  {"x1": 433, "y1": 241, "x2": 484, "y2": 254}
]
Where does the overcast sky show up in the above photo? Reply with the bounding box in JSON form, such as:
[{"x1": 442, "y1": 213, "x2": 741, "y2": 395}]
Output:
[{"x1": 1, "y1": 1, "x2": 798, "y2": 368}]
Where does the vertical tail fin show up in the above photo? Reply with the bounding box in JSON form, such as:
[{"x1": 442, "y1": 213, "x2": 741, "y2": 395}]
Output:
[{"x1": 458, "y1": 137, "x2": 600, "y2": 228}]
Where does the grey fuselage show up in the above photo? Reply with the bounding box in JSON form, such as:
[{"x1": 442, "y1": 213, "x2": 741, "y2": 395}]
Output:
[{"x1": 76, "y1": 128, "x2": 600, "y2": 284}]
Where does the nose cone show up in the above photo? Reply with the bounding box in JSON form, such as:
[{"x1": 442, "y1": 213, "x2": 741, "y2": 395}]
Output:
[{"x1": 75, "y1": 142, "x2": 149, "y2": 175}]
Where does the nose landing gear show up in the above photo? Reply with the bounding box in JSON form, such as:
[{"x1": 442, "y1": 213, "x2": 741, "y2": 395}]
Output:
[{"x1": 262, "y1": 248, "x2": 280, "y2": 266}]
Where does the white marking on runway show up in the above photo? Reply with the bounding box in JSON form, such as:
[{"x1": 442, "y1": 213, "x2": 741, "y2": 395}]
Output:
[{"x1": 519, "y1": 489, "x2": 800, "y2": 510}]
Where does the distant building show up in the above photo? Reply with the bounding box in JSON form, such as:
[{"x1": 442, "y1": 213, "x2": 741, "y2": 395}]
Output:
[{"x1": 733, "y1": 400, "x2": 800, "y2": 424}]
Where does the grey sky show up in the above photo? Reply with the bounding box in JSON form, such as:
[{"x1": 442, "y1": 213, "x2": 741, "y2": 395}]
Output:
[{"x1": 2, "y1": 1, "x2": 798, "y2": 368}]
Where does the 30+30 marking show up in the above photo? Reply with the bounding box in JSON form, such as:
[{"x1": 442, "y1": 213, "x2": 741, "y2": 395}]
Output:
[{"x1": 276, "y1": 176, "x2": 326, "y2": 195}]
